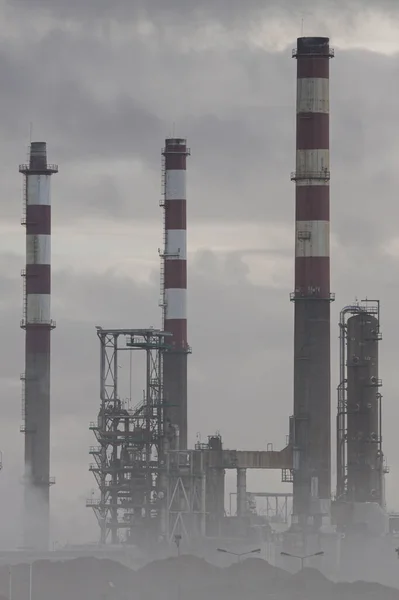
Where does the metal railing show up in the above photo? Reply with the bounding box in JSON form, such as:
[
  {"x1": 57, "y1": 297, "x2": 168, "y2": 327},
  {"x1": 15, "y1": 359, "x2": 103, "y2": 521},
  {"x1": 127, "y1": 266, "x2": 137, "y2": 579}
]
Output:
[
  {"x1": 291, "y1": 170, "x2": 330, "y2": 181},
  {"x1": 290, "y1": 292, "x2": 335, "y2": 302},
  {"x1": 292, "y1": 48, "x2": 334, "y2": 58},
  {"x1": 19, "y1": 163, "x2": 59, "y2": 173}
]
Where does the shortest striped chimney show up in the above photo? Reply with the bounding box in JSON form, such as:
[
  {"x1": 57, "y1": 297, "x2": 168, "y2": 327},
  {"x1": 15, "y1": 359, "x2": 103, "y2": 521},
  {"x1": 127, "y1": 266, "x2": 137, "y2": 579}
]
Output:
[
  {"x1": 161, "y1": 138, "x2": 191, "y2": 450},
  {"x1": 20, "y1": 142, "x2": 58, "y2": 550}
]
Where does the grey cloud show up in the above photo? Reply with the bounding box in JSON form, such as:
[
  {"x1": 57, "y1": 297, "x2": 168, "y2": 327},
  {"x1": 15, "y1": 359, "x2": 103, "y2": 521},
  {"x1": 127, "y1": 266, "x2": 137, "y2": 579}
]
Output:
[
  {"x1": 6, "y1": 0, "x2": 399, "y2": 25},
  {"x1": 0, "y1": 257, "x2": 20, "y2": 303},
  {"x1": 50, "y1": 90, "x2": 162, "y2": 166},
  {"x1": 84, "y1": 177, "x2": 126, "y2": 218},
  {"x1": 0, "y1": 251, "x2": 293, "y2": 416},
  {"x1": 5, "y1": 0, "x2": 302, "y2": 22},
  {"x1": 0, "y1": 12, "x2": 397, "y2": 240}
]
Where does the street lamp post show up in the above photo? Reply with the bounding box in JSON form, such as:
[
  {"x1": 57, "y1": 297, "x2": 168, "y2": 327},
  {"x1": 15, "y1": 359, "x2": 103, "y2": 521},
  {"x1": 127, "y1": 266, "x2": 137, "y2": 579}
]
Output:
[
  {"x1": 217, "y1": 548, "x2": 261, "y2": 563},
  {"x1": 29, "y1": 563, "x2": 32, "y2": 600},
  {"x1": 174, "y1": 534, "x2": 182, "y2": 557},
  {"x1": 280, "y1": 551, "x2": 324, "y2": 570},
  {"x1": 173, "y1": 535, "x2": 183, "y2": 600},
  {"x1": 8, "y1": 566, "x2": 12, "y2": 600}
]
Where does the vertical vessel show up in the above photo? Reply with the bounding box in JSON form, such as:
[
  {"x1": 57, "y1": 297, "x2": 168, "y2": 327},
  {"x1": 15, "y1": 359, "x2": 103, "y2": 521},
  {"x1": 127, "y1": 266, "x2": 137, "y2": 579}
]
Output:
[
  {"x1": 20, "y1": 142, "x2": 58, "y2": 550},
  {"x1": 161, "y1": 138, "x2": 191, "y2": 450},
  {"x1": 347, "y1": 311, "x2": 383, "y2": 502},
  {"x1": 337, "y1": 302, "x2": 385, "y2": 507},
  {"x1": 290, "y1": 37, "x2": 334, "y2": 529}
]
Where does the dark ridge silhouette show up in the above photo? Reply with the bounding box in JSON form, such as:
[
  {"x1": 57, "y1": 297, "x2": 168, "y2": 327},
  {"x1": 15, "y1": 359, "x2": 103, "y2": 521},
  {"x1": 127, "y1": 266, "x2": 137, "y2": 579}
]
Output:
[{"x1": 0, "y1": 555, "x2": 397, "y2": 600}]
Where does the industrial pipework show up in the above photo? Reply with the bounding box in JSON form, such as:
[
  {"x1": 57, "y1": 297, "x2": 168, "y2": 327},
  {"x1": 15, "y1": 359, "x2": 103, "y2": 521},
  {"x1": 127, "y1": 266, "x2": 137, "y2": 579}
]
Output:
[
  {"x1": 290, "y1": 37, "x2": 334, "y2": 530},
  {"x1": 161, "y1": 138, "x2": 191, "y2": 450},
  {"x1": 87, "y1": 328, "x2": 170, "y2": 544},
  {"x1": 20, "y1": 142, "x2": 58, "y2": 550}
]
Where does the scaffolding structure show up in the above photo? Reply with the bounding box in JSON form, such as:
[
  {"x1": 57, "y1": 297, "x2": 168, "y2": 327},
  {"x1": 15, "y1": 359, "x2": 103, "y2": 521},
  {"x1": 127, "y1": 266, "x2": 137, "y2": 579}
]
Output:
[
  {"x1": 229, "y1": 492, "x2": 293, "y2": 524},
  {"x1": 87, "y1": 328, "x2": 171, "y2": 544},
  {"x1": 165, "y1": 449, "x2": 207, "y2": 543}
]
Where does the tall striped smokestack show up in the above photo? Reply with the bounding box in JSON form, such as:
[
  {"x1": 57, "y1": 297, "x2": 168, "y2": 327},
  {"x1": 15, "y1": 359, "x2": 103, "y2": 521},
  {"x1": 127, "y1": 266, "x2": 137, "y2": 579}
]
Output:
[
  {"x1": 162, "y1": 138, "x2": 190, "y2": 450},
  {"x1": 291, "y1": 38, "x2": 334, "y2": 529},
  {"x1": 20, "y1": 142, "x2": 58, "y2": 550}
]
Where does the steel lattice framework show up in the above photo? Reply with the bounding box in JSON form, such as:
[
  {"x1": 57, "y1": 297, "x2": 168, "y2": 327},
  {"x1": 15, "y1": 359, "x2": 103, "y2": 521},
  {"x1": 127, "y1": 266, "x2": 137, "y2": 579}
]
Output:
[
  {"x1": 87, "y1": 328, "x2": 171, "y2": 544},
  {"x1": 165, "y1": 449, "x2": 207, "y2": 543}
]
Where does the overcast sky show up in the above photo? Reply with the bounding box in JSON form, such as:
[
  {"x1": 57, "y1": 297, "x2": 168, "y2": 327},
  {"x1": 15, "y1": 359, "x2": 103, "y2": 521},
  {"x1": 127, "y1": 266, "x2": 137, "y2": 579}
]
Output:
[{"x1": 1, "y1": 1, "x2": 399, "y2": 545}]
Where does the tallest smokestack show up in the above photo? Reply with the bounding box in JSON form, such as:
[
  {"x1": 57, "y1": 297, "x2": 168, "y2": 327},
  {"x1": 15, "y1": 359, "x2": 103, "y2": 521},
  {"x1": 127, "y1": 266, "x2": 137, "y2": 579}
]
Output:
[
  {"x1": 20, "y1": 142, "x2": 58, "y2": 550},
  {"x1": 291, "y1": 38, "x2": 334, "y2": 529}
]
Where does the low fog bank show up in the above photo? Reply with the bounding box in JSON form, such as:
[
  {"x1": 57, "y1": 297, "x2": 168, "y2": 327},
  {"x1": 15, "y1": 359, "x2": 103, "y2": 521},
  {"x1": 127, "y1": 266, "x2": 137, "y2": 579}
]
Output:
[{"x1": 0, "y1": 556, "x2": 398, "y2": 600}]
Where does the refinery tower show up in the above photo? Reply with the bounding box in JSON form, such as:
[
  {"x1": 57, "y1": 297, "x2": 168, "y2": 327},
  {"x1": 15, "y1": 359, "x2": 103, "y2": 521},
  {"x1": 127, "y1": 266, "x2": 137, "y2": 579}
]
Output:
[
  {"x1": 20, "y1": 142, "x2": 58, "y2": 550},
  {"x1": 290, "y1": 37, "x2": 334, "y2": 530}
]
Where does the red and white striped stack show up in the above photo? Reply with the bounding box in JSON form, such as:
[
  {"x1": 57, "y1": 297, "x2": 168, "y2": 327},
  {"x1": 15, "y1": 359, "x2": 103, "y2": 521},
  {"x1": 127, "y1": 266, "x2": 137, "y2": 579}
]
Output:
[
  {"x1": 20, "y1": 142, "x2": 58, "y2": 550},
  {"x1": 163, "y1": 138, "x2": 189, "y2": 350},
  {"x1": 291, "y1": 38, "x2": 334, "y2": 525},
  {"x1": 162, "y1": 138, "x2": 190, "y2": 450},
  {"x1": 293, "y1": 37, "x2": 333, "y2": 300}
]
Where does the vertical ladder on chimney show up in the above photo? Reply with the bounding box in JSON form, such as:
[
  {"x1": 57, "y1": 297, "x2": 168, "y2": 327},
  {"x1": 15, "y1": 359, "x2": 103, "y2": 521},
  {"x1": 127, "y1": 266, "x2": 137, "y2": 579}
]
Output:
[
  {"x1": 20, "y1": 372, "x2": 26, "y2": 433},
  {"x1": 159, "y1": 152, "x2": 167, "y2": 330},
  {"x1": 20, "y1": 269, "x2": 27, "y2": 327},
  {"x1": 21, "y1": 172, "x2": 27, "y2": 226}
]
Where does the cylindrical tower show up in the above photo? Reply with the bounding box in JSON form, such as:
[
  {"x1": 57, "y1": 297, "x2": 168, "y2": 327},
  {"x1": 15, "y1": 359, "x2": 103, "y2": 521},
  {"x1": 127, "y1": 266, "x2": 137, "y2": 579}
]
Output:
[
  {"x1": 20, "y1": 142, "x2": 58, "y2": 550},
  {"x1": 161, "y1": 138, "x2": 190, "y2": 450},
  {"x1": 291, "y1": 37, "x2": 334, "y2": 528},
  {"x1": 346, "y1": 312, "x2": 383, "y2": 503}
]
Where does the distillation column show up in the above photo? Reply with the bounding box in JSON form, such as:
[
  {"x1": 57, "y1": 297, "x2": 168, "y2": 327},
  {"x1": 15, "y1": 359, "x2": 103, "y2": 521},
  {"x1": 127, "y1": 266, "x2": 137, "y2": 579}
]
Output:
[
  {"x1": 162, "y1": 138, "x2": 190, "y2": 449},
  {"x1": 335, "y1": 303, "x2": 388, "y2": 539},
  {"x1": 346, "y1": 312, "x2": 383, "y2": 504},
  {"x1": 20, "y1": 143, "x2": 58, "y2": 550},
  {"x1": 291, "y1": 37, "x2": 334, "y2": 529}
]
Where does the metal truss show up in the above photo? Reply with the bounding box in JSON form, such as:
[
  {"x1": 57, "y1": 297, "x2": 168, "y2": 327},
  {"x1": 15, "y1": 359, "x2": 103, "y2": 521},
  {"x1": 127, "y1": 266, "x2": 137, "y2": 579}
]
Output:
[{"x1": 87, "y1": 328, "x2": 171, "y2": 544}]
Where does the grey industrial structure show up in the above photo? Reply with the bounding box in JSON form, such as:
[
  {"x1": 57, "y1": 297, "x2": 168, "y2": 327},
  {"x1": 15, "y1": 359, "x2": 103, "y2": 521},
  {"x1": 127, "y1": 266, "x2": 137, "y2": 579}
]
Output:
[
  {"x1": 161, "y1": 139, "x2": 190, "y2": 451},
  {"x1": 334, "y1": 300, "x2": 388, "y2": 535},
  {"x1": 16, "y1": 36, "x2": 395, "y2": 578},
  {"x1": 86, "y1": 39, "x2": 391, "y2": 554},
  {"x1": 290, "y1": 36, "x2": 334, "y2": 533},
  {"x1": 20, "y1": 143, "x2": 58, "y2": 550},
  {"x1": 87, "y1": 141, "x2": 293, "y2": 545},
  {"x1": 86, "y1": 328, "x2": 170, "y2": 544}
]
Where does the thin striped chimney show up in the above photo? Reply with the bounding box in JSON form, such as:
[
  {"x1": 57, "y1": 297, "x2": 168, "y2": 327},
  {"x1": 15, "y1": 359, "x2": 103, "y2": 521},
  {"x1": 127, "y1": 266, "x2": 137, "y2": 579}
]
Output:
[
  {"x1": 161, "y1": 138, "x2": 190, "y2": 450},
  {"x1": 20, "y1": 142, "x2": 58, "y2": 550},
  {"x1": 291, "y1": 38, "x2": 334, "y2": 529}
]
